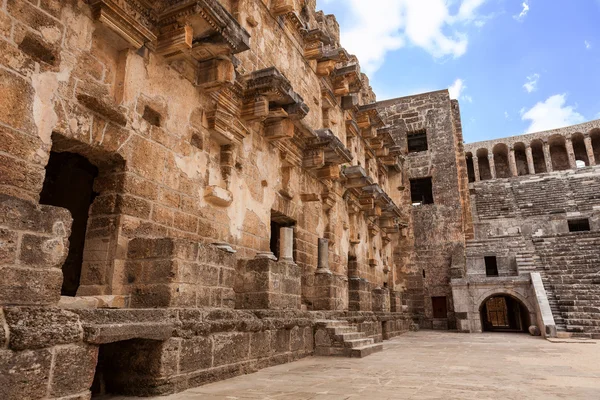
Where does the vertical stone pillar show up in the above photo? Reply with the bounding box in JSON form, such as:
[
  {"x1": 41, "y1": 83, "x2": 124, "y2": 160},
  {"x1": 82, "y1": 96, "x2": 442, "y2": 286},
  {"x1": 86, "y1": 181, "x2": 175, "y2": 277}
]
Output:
[
  {"x1": 472, "y1": 156, "x2": 480, "y2": 181},
  {"x1": 508, "y1": 148, "x2": 518, "y2": 177},
  {"x1": 279, "y1": 227, "x2": 294, "y2": 263},
  {"x1": 584, "y1": 136, "x2": 596, "y2": 166},
  {"x1": 488, "y1": 154, "x2": 496, "y2": 179},
  {"x1": 543, "y1": 141, "x2": 553, "y2": 173},
  {"x1": 316, "y1": 238, "x2": 330, "y2": 273},
  {"x1": 565, "y1": 138, "x2": 577, "y2": 169},
  {"x1": 525, "y1": 146, "x2": 535, "y2": 175}
]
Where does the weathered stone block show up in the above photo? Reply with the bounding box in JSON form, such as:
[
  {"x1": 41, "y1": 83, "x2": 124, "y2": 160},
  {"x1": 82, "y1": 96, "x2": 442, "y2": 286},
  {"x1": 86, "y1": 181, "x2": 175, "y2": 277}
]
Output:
[
  {"x1": 213, "y1": 332, "x2": 250, "y2": 366},
  {"x1": 0, "y1": 228, "x2": 18, "y2": 264},
  {"x1": 0, "y1": 348, "x2": 52, "y2": 400},
  {"x1": 4, "y1": 307, "x2": 82, "y2": 350},
  {"x1": 249, "y1": 330, "x2": 271, "y2": 359},
  {"x1": 50, "y1": 344, "x2": 98, "y2": 398},
  {"x1": 180, "y1": 336, "x2": 212, "y2": 372},
  {"x1": 19, "y1": 233, "x2": 68, "y2": 269},
  {"x1": 0, "y1": 266, "x2": 63, "y2": 305}
]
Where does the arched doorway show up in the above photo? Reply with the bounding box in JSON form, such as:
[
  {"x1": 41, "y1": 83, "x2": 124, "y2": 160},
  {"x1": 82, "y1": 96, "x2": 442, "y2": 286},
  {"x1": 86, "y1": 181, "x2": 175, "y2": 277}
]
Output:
[{"x1": 480, "y1": 295, "x2": 530, "y2": 333}]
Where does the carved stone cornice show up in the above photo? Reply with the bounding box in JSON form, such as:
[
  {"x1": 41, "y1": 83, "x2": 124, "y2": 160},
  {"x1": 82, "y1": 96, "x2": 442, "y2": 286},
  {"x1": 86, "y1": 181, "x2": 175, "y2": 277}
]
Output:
[
  {"x1": 88, "y1": 0, "x2": 157, "y2": 49},
  {"x1": 303, "y1": 129, "x2": 352, "y2": 169},
  {"x1": 332, "y1": 63, "x2": 362, "y2": 96},
  {"x1": 242, "y1": 68, "x2": 309, "y2": 122}
]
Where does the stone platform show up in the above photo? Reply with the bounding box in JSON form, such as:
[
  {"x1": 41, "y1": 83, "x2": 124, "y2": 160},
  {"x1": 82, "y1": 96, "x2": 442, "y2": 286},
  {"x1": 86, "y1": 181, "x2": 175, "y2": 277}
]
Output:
[{"x1": 109, "y1": 331, "x2": 600, "y2": 400}]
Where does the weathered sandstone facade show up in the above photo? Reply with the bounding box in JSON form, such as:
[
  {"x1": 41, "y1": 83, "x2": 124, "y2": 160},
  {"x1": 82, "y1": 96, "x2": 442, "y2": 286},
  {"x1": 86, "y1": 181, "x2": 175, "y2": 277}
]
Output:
[{"x1": 0, "y1": 0, "x2": 598, "y2": 399}]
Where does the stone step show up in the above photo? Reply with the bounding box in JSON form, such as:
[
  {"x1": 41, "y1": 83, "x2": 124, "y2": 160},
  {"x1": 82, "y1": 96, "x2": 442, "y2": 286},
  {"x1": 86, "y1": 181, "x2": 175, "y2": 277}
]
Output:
[
  {"x1": 350, "y1": 343, "x2": 384, "y2": 358},
  {"x1": 344, "y1": 338, "x2": 374, "y2": 348},
  {"x1": 337, "y1": 332, "x2": 366, "y2": 341},
  {"x1": 328, "y1": 326, "x2": 359, "y2": 335}
]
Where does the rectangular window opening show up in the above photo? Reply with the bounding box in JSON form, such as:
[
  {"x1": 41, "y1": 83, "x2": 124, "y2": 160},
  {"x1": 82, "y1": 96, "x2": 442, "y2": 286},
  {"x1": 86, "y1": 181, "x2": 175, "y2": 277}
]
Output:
[
  {"x1": 407, "y1": 129, "x2": 428, "y2": 153},
  {"x1": 485, "y1": 256, "x2": 499, "y2": 277},
  {"x1": 410, "y1": 177, "x2": 434, "y2": 205},
  {"x1": 568, "y1": 219, "x2": 590, "y2": 232}
]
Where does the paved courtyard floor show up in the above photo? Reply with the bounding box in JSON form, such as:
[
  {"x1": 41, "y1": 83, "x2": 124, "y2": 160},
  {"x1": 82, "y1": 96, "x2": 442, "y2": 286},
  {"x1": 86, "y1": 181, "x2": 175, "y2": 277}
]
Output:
[{"x1": 117, "y1": 331, "x2": 600, "y2": 400}]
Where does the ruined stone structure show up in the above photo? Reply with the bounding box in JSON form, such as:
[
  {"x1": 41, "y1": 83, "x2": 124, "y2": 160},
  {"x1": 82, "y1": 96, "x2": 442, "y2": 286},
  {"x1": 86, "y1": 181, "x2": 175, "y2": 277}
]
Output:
[
  {"x1": 454, "y1": 122, "x2": 600, "y2": 338},
  {"x1": 0, "y1": 0, "x2": 598, "y2": 399}
]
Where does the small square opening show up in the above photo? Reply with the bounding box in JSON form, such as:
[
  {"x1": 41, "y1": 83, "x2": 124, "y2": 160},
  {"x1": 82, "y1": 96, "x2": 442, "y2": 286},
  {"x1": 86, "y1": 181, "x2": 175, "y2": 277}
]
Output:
[
  {"x1": 410, "y1": 177, "x2": 434, "y2": 205},
  {"x1": 407, "y1": 129, "x2": 428, "y2": 153},
  {"x1": 568, "y1": 219, "x2": 590, "y2": 232},
  {"x1": 485, "y1": 256, "x2": 499, "y2": 277}
]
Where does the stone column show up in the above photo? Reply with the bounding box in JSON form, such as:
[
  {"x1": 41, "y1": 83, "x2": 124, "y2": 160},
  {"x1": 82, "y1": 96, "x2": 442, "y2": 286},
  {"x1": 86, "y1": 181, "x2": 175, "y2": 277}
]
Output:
[
  {"x1": 584, "y1": 135, "x2": 596, "y2": 166},
  {"x1": 316, "y1": 238, "x2": 331, "y2": 274},
  {"x1": 279, "y1": 227, "x2": 294, "y2": 263},
  {"x1": 488, "y1": 154, "x2": 496, "y2": 179},
  {"x1": 525, "y1": 146, "x2": 535, "y2": 175},
  {"x1": 565, "y1": 138, "x2": 577, "y2": 169},
  {"x1": 472, "y1": 156, "x2": 480, "y2": 181},
  {"x1": 543, "y1": 141, "x2": 553, "y2": 173},
  {"x1": 508, "y1": 148, "x2": 518, "y2": 177}
]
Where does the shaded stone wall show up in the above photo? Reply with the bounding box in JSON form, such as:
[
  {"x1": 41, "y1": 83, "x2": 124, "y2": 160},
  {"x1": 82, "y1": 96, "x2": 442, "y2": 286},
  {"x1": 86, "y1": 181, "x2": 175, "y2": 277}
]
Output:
[{"x1": 377, "y1": 91, "x2": 471, "y2": 330}]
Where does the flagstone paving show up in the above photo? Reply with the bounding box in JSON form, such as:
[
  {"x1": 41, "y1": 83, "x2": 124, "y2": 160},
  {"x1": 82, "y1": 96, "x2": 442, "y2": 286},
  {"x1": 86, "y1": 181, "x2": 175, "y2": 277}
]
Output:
[{"x1": 110, "y1": 331, "x2": 600, "y2": 400}]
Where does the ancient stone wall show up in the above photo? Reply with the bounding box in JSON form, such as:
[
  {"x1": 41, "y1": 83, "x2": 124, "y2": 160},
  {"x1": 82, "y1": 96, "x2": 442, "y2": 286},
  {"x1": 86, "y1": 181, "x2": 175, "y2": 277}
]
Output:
[
  {"x1": 458, "y1": 144, "x2": 600, "y2": 337},
  {"x1": 377, "y1": 90, "x2": 471, "y2": 330},
  {"x1": 0, "y1": 1, "x2": 411, "y2": 398}
]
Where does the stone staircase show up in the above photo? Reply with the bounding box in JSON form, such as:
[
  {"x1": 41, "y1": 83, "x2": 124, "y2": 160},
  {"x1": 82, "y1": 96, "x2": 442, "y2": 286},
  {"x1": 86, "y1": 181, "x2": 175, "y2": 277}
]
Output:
[
  {"x1": 515, "y1": 249, "x2": 539, "y2": 274},
  {"x1": 314, "y1": 320, "x2": 383, "y2": 358},
  {"x1": 533, "y1": 232, "x2": 600, "y2": 338}
]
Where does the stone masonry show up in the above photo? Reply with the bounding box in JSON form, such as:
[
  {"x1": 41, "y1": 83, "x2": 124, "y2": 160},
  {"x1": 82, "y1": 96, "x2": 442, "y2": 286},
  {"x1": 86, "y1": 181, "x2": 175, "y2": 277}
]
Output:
[{"x1": 0, "y1": 0, "x2": 598, "y2": 399}]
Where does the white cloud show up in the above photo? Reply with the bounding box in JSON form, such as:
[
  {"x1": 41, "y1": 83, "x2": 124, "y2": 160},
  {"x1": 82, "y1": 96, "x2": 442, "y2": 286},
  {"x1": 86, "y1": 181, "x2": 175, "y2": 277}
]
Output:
[
  {"x1": 585, "y1": 40, "x2": 592, "y2": 50},
  {"x1": 523, "y1": 73, "x2": 540, "y2": 93},
  {"x1": 514, "y1": 1, "x2": 529, "y2": 21},
  {"x1": 448, "y1": 78, "x2": 473, "y2": 103},
  {"x1": 504, "y1": 111, "x2": 511, "y2": 120},
  {"x1": 521, "y1": 94, "x2": 586, "y2": 133},
  {"x1": 449, "y1": 78, "x2": 465, "y2": 99},
  {"x1": 326, "y1": 0, "x2": 488, "y2": 74}
]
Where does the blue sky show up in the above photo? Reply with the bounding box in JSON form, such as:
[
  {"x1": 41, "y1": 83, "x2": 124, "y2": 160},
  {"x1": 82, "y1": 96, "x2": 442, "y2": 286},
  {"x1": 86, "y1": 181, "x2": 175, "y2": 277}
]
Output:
[{"x1": 316, "y1": 0, "x2": 600, "y2": 143}]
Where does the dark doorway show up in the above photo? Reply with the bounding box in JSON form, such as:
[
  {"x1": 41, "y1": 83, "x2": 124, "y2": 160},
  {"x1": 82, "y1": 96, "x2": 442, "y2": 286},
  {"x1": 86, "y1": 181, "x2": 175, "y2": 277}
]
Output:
[
  {"x1": 40, "y1": 151, "x2": 98, "y2": 296},
  {"x1": 432, "y1": 296, "x2": 447, "y2": 319},
  {"x1": 480, "y1": 295, "x2": 530, "y2": 332}
]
